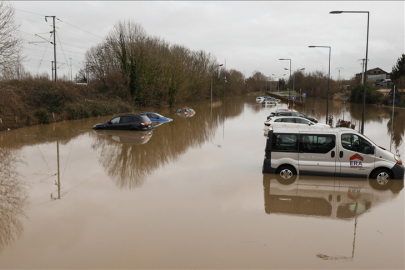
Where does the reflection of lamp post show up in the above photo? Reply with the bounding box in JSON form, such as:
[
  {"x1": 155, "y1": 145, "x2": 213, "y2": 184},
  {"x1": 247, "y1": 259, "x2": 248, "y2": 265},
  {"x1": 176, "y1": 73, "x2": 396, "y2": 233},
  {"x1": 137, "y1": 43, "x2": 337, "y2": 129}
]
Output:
[
  {"x1": 330, "y1": 10, "x2": 369, "y2": 134},
  {"x1": 309, "y1": 45, "x2": 331, "y2": 124},
  {"x1": 279, "y1": 58, "x2": 292, "y2": 105},
  {"x1": 316, "y1": 202, "x2": 359, "y2": 262}
]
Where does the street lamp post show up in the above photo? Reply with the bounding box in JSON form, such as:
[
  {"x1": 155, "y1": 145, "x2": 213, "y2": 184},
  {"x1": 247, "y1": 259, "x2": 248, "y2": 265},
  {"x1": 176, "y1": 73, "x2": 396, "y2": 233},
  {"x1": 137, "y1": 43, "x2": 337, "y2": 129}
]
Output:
[
  {"x1": 309, "y1": 46, "x2": 331, "y2": 124},
  {"x1": 211, "y1": 64, "x2": 223, "y2": 107},
  {"x1": 279, "y1": 59, "x2": 291, "y2": 107},
  {"x1": 330, "y1": 10, "x2": 369, "y2": 134}
]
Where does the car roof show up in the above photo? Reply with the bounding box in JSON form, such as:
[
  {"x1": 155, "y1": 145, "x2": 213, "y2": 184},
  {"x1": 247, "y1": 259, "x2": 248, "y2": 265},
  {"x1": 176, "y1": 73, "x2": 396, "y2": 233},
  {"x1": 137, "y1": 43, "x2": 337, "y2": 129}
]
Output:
[
  {"x1": 140, "y1": 112, "x2": 162, "y2": 115},
  {"x1": 269, "y1": 115, "x2": 310, "y2": 120},
  {"x1": 114, "y1": 114, "x2": 141, "y2": 117}
]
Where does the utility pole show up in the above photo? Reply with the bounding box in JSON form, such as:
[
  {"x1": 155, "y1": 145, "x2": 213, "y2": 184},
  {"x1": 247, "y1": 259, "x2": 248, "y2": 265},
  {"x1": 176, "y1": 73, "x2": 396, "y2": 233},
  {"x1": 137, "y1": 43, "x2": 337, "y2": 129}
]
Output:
[
  {"x1": 51, "y1": 61, "x2": 54, "y2": 81},
  {"x1": 86, "y1": 62, "x2": 90, "y2": 84},
  {"x1": 70, "y1": 58, "x2": 72, "y2": 82},
  {"x1": 358, "y1": 59, "x2": 369, "y2": 85},
  {"x1": 45, "y1": 16, "x2": 57, "y2": 82}
]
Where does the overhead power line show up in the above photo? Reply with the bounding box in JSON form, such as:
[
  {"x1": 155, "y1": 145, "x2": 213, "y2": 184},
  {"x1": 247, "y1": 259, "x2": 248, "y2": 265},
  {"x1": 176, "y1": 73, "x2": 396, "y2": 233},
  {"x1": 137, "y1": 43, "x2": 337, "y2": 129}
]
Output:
[
  {"x1": 16, "y1": 17, "x2": 52, "y2": 27},
  {"x1": 36, "y1": 37, "x2": 50, "y2": 73},
  {"x1": 56, "y1": 32, "x2": 72, "y2": 80},
  {"x1": 56, "y1": 26, "x2": 100, "y2": 43},
  {"x1": 57, "y1": 18, "x2": 103, "y2": 40},
  {"x1": 15, "y1": 8, "x2": 46, "y2": 17}
]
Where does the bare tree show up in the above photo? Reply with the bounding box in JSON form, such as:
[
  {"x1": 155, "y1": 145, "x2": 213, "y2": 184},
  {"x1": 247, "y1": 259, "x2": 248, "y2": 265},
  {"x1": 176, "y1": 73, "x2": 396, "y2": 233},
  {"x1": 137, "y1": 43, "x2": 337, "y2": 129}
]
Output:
[{"x1": 0, "y1": 1, "x2": 24, "y2": 80}]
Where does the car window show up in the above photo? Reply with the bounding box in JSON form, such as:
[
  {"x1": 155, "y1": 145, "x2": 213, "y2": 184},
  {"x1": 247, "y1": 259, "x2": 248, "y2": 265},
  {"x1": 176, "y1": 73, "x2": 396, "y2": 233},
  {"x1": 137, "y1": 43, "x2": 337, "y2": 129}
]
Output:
[
  {"x1": 274, "y1": 119, "x2": 283, "y2": 122},
  {"x1": 149, "y1": 114, "x2": 158, "y2": 118},
  {"x1": 295, "y1": 118, "x2": 309, "y2": 124},
  {"x1": 272, "y1": 133, "x2": 298, "y2": 152},
  {"x1": 110, "y1": 117, "x2": 120, "y2": 124},
  {"x1": 300, "y1": 134, "x2": 336, "y2": 153},
  {"x1": 281, "y1": 118, "x2": 295, "y2": 123},
  {"x1": 140, "y1": 115, "x2": 150, "y2": 122},
  {"x1": 341, "y1": 134, "x2": 374, "y2": 155},
  {"x1": 120, "y1": 116, "x2": 132, "y2": 123}
]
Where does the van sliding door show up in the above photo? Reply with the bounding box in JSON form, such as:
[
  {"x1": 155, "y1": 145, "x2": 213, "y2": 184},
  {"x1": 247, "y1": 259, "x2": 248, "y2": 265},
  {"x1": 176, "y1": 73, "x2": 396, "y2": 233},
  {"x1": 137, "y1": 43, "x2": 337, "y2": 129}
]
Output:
[{"x1": 298, "y1": 133, "x2": 337, "y2": 176}]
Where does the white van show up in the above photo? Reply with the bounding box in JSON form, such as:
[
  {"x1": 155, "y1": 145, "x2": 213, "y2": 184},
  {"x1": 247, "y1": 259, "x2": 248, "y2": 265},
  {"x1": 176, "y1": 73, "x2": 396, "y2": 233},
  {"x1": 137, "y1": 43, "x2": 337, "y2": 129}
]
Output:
[{"x1": 262, "y1": 127, "x2": 404, "y2": 183}]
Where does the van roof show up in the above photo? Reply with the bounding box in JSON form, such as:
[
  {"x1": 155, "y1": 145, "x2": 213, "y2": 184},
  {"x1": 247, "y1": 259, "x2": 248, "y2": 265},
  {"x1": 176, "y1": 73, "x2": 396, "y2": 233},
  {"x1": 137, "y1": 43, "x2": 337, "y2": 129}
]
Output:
[{"x1": 269, "y1": 126, "x2": 356, "y2": 133}]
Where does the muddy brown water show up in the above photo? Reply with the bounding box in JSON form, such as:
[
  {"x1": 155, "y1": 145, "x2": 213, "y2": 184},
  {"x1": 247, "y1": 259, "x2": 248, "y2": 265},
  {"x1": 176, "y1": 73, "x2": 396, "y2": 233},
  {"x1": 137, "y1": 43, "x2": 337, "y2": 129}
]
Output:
[{"x1": 0, "y1": 97, "x2": 403, "y2": 269}]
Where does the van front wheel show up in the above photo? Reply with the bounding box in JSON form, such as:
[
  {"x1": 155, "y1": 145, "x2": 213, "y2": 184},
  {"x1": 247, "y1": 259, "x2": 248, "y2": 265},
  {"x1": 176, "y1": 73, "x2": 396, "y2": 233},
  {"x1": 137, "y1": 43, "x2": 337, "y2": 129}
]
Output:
[
  {"x1": 370, "y1": 169, "x2": 393, "y2": 190},
  {"x1": 276, "y1": 165, "x2": 297, "y2": 184}
]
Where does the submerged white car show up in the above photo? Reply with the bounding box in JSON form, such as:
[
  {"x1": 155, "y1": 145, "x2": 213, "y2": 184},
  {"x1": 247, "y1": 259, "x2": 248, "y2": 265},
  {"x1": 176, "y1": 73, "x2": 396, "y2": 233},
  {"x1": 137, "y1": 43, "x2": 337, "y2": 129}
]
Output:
[
  {"x1": 256, "y1": 97, "x2": 265, "y2": 102},
  {"x1": 264, "y1": 116, "x2": 330, "y2": 132}
]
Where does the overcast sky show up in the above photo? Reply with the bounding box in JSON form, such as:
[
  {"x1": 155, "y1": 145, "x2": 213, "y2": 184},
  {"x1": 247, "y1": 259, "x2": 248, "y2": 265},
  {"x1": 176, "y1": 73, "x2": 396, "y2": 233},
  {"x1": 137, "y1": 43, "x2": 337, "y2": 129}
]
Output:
[{"x1": 13, "y1": 1, "x2": 404, "y2": 81}]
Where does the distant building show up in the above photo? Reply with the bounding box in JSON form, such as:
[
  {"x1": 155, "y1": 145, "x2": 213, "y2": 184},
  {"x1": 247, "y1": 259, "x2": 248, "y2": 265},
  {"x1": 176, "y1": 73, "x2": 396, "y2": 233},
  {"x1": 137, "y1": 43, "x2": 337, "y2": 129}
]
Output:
[{"x1": 355, "y1": 67, "x2": 392, "y2": 88}]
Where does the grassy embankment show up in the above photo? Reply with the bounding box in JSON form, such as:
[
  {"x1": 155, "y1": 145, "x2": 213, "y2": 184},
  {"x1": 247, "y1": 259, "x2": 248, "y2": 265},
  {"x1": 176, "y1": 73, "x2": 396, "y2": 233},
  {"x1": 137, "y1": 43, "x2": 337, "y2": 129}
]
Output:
[{"x1": 0, "y1": 79, "x2": 135, "y2": 131}]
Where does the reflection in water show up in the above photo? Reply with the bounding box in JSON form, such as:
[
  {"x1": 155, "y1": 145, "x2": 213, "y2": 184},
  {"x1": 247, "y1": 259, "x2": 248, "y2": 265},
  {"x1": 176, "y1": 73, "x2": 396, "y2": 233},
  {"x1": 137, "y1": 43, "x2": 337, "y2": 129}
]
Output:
[
  {"x1": 0, "y1": 148, "x2": 28, "y2": 253},
  {"x1": 263, "y1": 173, "x2": 404, "y2": 262},
  {"x1": 91, "y1": 99, "x2": 245, "y2": 189},
  {"x1": 93, "y1": 130, "x2": 153, "y2": 145},
  {"x1": 263, "y1": 174, "x2": 403, "y2": 219}
]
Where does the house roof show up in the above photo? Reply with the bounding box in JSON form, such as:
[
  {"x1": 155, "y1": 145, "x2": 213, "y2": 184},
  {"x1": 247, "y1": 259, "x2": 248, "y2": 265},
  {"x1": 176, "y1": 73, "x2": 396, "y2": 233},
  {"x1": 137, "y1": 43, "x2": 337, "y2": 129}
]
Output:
[{"x1": 355, "y1": 67, "x2": 391, "y2": 76}]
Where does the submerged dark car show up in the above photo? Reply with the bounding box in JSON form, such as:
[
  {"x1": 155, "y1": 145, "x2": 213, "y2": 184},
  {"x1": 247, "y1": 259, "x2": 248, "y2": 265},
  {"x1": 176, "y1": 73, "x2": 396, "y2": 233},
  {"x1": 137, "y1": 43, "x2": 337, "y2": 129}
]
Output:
[{"x1": 93, "y1": 114, "x2": 153, "y2": 131}]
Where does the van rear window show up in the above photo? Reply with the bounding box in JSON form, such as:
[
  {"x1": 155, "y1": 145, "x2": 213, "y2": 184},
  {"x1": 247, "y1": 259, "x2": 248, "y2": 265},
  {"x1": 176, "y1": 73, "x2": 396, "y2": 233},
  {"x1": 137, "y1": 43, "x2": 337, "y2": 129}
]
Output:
[{"x1": 272, "y1": 133, "x2": 298, "y2": 152}]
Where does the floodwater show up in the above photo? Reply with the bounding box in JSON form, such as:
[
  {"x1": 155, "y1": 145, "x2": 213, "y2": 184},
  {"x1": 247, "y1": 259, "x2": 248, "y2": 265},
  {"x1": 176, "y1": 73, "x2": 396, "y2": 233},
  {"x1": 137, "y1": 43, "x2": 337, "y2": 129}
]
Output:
[{"x1": 0, "y1": 96, "x2": 403, "y2": 269}]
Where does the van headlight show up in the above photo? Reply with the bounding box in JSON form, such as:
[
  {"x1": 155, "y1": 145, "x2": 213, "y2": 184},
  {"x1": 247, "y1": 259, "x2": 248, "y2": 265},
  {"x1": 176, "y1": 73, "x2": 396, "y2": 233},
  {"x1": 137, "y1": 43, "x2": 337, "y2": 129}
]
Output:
[{"x1": 394, "y1": 155, "x2": 402, "y2": 165}]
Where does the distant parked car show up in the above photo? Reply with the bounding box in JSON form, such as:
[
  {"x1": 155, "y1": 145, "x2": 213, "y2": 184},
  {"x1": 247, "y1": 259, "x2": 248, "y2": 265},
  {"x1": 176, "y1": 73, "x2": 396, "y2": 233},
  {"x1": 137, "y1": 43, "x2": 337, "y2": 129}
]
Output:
[
  {"x1": 263, "y1": 116, "x2": 329, "y2": 132},
  {"x1": 93, "y1": 114, "x2": 153, "y2": 131},
  {"x1": 256, "y1": 97, "x2": 264, "y2": 102},
  {"x1": 268, "y1": 111, "x2": 318, "y2": 123},
  {"x1": 140, "y1": 112, "x2": 173, "y2": 125},
  {"x1": 176, "y1": 107, "x2": 195, "y2": 117}
]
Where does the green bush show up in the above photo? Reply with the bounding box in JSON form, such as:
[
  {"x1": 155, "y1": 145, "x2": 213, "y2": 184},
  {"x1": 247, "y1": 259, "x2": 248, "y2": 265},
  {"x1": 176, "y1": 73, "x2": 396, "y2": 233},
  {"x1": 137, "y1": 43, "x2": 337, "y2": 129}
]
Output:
[
  {"x1": 34, "y1": 109, "x2": 51, "y2": 124},
  {"x1": 350, "y1": 84, "x2": 383, "y2": 104}
]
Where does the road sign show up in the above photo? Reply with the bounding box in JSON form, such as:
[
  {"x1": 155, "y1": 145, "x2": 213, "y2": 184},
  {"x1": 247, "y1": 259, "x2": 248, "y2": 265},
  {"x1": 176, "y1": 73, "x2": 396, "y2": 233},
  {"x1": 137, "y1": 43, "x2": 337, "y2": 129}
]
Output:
[
  {"x1": 302, "y1": 93, "x2": 306, "y2": 97},
  {"x1": 292, "y1": 95, "x2": 296, "y2": 100}
]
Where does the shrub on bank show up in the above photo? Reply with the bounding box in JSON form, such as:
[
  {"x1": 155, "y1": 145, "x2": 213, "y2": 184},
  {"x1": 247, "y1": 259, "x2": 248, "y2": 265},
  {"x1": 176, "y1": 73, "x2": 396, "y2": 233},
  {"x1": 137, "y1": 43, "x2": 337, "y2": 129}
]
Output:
[
  {"x1": 34, "y1": 109, "x2": 51, "y2": 124},
  {"x1": 350, "y1": 84, "x2": 383, "y2": 104}
]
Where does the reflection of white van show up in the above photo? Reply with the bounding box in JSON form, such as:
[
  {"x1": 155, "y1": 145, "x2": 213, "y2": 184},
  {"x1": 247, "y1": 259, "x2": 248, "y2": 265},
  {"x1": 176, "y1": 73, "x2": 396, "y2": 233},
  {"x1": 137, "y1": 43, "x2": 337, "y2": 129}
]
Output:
[
  {"x1": 262, "y1": 174, "x2": 404, "y2": 218},
  {"x1": 262, "y1": 127, "x2": 404, "y2": 186}
]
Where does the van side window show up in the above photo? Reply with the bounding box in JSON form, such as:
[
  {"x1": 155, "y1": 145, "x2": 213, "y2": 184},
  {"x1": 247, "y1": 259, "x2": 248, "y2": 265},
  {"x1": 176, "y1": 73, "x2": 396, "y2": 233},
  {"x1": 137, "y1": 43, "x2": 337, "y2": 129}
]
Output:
[
  {"x1": 341, "y1": 134, "x2": 374, "y2": 155},
  {"x1": 299, "y1": 134, "x2": 335, "y2": 153},
  {"x1": 272, "y1": 133, "x2": 298, "y2": 152}
]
